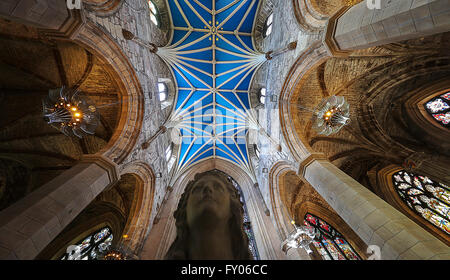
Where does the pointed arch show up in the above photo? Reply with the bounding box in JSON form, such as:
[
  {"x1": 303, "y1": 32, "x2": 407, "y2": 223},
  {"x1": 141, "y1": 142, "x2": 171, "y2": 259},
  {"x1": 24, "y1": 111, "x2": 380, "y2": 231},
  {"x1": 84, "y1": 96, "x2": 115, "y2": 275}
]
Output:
[
  {"x1": 119, "y1": 162, "x2": 156, "y2": 254},
  {"x1": 140, "y1": 158, "x2": 286, "y2": 260}
]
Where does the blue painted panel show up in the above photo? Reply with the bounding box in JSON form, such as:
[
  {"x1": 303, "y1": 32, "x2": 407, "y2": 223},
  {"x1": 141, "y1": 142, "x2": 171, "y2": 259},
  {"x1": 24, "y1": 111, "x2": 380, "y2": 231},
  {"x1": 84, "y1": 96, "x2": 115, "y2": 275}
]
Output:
[
  {"x1": 215, "y1": 104, "x2": 247, "y2": 122},
  {"x1": 177, "y1": 32, "x2": 211, "y2": 51},
  {"x1": 220, "y1": 33, "x2": 253, "y2": 54},
  {"x1": 172, "y1": 30, "x2": 190, "y2": 46},
  {"x1": 215, "y1": 49, "x2": 247, "y2": 62},
  {"x1": 176, "y1": 1, "x2": 209, "y2": 29},
  {"x1": 167, "y1": 0, "x2": 262, "y2": 170},
  {"x1": 216, "y1": 62, "x2": 247, "y2": 74},
  {"x1": 179, "y1": 49, "x2": 213, "y2": 61},
  {"x1": 168, "y1": 3, "x2": 189, "y2": 27},
  {"x1": 175, "y1": 89, "x2": 195, "y2": 110},
  {"x1": 239, "y1": 1, "x2": 259, "y2": 33},
  {"x1": 196, "y1": 148, "x2": 214, "y2": 161},
  {"x1": 218, "y1": 70, "x2": 248, "y2": 90},
  {"x1": 216, "y1": 0, "x2": 239, "y2": 12},
  {"x1": 215, "y1": 145, "x2": 240, "y2": 163},
  {"x1": 235, "y1": 91, "x2": 251, "y2": 109},
  {"x1": 189, "y1": 1, "x2": 213, "y2": 24},
  {"x1": 219, "y1": 91, "x2": 247, "y2": 111},
  {"x1": 219, "y1": 0, "x2": 253, "y2": 31}
]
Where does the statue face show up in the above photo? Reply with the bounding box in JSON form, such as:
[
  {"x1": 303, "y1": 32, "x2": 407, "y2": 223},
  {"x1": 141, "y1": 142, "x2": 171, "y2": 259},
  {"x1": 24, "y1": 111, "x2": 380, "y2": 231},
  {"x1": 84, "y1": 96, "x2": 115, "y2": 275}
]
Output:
[{"x1": 186, "y1": 174, "x2": 231, "y2": 226}]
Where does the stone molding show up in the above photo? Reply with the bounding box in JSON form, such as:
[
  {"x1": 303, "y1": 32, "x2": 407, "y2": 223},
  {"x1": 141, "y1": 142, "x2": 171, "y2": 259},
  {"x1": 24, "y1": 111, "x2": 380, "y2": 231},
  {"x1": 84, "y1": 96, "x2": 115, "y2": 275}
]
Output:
[
  {"x1": 322, "y1": 5, "x2": 352, "y2": 57},
  {"x1": 297, "y1": 153, "x2": 327, "y2": 177},
  {"x1": 292, "y1": 0, "x2": 328, "y2": 32},
  {"x1": 81, "y1": 154, "x2": 120, "y2": 185}
]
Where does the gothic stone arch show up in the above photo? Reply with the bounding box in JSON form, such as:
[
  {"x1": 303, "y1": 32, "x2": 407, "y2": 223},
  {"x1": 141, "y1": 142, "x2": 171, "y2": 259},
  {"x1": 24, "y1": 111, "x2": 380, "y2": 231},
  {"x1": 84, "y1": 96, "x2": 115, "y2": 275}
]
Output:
[
  {"x1": 140, "y1": 158, "x2": 287, "y2": 260},
  {"x1": 119, "y1": 162, "x2": 156, "y2": 254}
]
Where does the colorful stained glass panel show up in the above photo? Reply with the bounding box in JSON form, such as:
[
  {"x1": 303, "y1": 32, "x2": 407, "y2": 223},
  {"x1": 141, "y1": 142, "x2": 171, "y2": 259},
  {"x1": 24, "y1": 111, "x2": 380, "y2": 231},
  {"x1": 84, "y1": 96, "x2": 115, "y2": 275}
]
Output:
[
  {"x1": 60, "y1": 227, "x2": 113, "y2": 260},
  {"x1": 426, "y1": 99, "x2": 449, "y2": 113},
  {"x1": 393, "y1": 170, "x2": 450, "y2": 235},
  {"x1": 433, "y1": 112, "x2": 450, "y2": 125},
  {"x1": 304, "y1": 213, "x2": 361, "y2": 260},
  {"x1": 335, "y1": 238, "x2": 359, "y2": 260},
  {"x1": 424, "y1": 93, "x2": 450, "y2": 128},
  {"x1": 322, "y1": 236, "x2": 345, "y2": 260}
]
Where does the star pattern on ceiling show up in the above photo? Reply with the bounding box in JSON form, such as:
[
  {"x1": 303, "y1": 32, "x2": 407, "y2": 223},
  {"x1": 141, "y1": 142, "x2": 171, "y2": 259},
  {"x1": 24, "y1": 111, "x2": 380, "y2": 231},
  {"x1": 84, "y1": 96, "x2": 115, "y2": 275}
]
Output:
[{"x1": 159, "y1": 0, "x2": 265, "y2": 176}]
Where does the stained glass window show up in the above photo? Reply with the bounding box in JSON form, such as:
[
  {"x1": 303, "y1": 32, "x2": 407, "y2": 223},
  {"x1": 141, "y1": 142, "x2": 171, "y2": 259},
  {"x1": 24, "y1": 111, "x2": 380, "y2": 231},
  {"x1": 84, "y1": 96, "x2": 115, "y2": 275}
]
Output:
[
  {"x1": 424, "y1": 92, "x2": 450, "y2": 128},
  {"x1": 148, "y1": 1, "x2": 160, "y2": 27},
  {"x1": 218, "y1": 170, "x2": 260, "y2": 260},
  {"x1": 303, "y1": 213, "x2": 360, "y2": 260},
  {"x1": 392, "y1": 170, "x2": 450, "y2": 235},
  {"x1": 60, "y1": 227, "x2": 113, "y2": 260}
]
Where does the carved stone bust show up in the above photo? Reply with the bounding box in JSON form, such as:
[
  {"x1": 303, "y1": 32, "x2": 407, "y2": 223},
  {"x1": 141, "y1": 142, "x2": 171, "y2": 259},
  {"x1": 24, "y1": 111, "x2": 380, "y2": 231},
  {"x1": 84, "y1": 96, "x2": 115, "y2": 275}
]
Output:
[{"x1": 165, "y1": 170, "x2": 252, "y2": 260}]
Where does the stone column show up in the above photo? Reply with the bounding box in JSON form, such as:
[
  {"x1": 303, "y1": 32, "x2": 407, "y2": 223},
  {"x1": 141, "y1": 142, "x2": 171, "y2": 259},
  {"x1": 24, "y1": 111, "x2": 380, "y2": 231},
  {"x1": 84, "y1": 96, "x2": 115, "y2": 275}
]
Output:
[
  {"x1": 0, "y1": 155, "x2": 119, "y2": 260},
  {"x1": 299, "y1": 154, "x2": 450, "y2": 259},
  {"x1": 324, "y1": 0, "x2": 450, "y2": 55}
]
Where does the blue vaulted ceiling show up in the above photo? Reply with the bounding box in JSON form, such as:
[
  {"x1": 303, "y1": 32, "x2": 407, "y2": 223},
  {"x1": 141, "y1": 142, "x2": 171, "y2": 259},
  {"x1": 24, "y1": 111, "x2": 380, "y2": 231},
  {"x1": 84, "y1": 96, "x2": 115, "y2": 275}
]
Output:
[{"x1": 160, "y1": 0, "x2": 265, "y2": 175}]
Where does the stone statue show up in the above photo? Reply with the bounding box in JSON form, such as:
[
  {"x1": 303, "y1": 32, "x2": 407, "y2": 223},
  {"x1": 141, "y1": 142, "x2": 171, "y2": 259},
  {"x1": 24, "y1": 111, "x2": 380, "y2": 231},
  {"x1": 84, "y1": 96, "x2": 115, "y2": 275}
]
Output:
[{"x1": 165, "y1": 170, "x2": 253, "y2": 260}]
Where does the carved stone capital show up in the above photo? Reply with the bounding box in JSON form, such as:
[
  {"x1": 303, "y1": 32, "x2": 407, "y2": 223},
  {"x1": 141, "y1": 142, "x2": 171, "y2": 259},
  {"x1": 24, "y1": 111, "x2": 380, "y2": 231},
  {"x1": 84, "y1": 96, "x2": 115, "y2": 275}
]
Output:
[
  {"x1": 38, "y1": 9, "x2": 86, "y2": 41},
  {"x1": 81, "y1": 154, "x2": 120, "y2": 184},
  {"x1": 322, "y1": 6, "x2": 353, "y2": 57},
  {"x1": 298, "y1": 153, "x2": 328, "y2": 177}
]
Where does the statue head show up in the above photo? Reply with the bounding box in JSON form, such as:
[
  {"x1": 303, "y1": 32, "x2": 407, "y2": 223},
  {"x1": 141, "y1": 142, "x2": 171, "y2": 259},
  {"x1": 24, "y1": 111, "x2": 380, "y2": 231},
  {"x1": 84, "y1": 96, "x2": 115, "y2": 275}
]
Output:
[{"x1": 165, "y1": 170, "x2": 252, "y2": 260}]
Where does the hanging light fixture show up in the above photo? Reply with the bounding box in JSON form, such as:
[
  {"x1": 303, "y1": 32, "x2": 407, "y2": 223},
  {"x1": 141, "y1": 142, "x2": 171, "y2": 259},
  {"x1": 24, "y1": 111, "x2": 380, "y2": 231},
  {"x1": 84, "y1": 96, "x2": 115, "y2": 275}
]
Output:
[
  {"x1": 310, "y1": 95, "x2": 351, "y2": 136},
  {"x1": 100, "y1": 236, "x2": 138, "y2": 260},
  {"x1": 103, "y1": 248, "x2": 126, "y2": 260},
  {"x1": 281, "y1": 220, "x2": 318, "y2": 254},
  {"x1": 42, "y1": 87, "x2": 99, "y2": 138}
]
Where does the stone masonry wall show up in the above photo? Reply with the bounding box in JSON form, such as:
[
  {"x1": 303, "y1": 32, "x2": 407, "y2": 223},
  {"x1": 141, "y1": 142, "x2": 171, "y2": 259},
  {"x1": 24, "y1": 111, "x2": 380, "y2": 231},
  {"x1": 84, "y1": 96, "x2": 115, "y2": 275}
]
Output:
[
  {"x1": 84, "y1": 0, "x2": 175, "y2": 244},
  {"x1": 250, "y1": 0, "x2": 321, "y2": 221}
]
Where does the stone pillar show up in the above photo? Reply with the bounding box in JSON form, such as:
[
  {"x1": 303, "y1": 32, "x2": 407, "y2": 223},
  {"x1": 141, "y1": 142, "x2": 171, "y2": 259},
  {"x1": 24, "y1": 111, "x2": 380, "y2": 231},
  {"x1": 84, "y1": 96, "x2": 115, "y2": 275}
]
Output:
[
  {"x1": 0, "y1": 155, "x2": 119, "y2": 260},
  {"x1": 254, "y1": 183, "x2": 270, "y2": 216},
  {"x1": 324, "y1": 0, "x2": 450, "y2": 55},
  {"x1": 299, "y1": 154, "x2": 450, "y2": 260},
  {"x1": 0, "y1": 0, "x2": 70, "y2": 30}
]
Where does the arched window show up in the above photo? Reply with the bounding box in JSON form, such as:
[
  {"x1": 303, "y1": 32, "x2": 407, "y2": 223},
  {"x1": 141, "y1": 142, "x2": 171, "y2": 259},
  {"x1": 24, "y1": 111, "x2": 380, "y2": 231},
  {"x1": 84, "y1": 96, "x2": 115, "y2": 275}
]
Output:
[
  {"x1": 392, "y1": 170, "x2": 450, "y2": 235},
  {"x1": 424, "y1": 92, "x2": 450, "y2": 128},
  {"x1": 254, "y1": 144, "x2": 260, "y2": 158},
  {"x1": 259, "y1": 87, "x2": 266, "y2": 105},
  {"x1": 166, "y1": 144, "x2": 176, "y2": 171},
  {"x1": 148, "y1": 0, "x2": 160, "y2": 27},
  {"x1": 303, "y1": 213, "x2": 360, "y2": 260},
  {"x1": 60, "y1": 227, "x2": 113, "y2": 260},
  {"x1": 216, "y1": 170, "x2": 260, "y2": 259},
  {"x1": 165, "y1": 145, "x2": 172, "y2": 161},
  {"x1": 232, "y1": 178, "x2": 260, "y2": 260},
  {"x1": 158, "y1": 82, "x2": 168, "y2": 102},
  {"x1": 263, "y1": 13, "x2": 273, "y2": 38}
]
